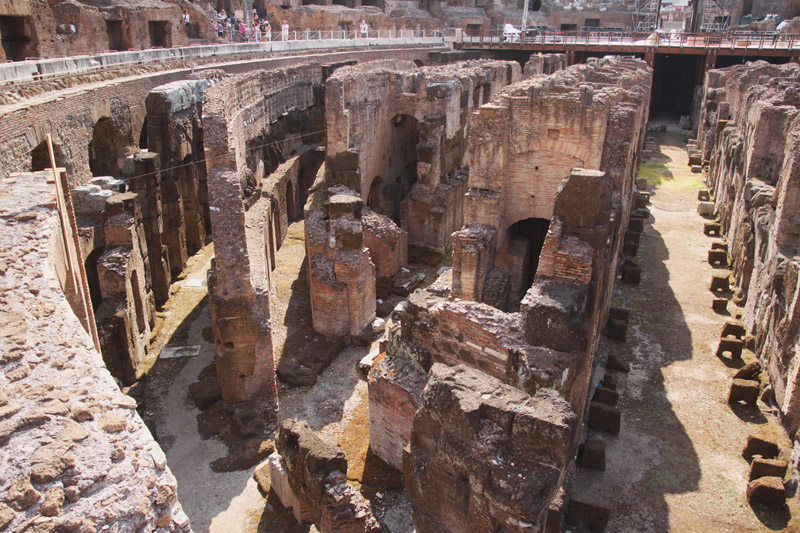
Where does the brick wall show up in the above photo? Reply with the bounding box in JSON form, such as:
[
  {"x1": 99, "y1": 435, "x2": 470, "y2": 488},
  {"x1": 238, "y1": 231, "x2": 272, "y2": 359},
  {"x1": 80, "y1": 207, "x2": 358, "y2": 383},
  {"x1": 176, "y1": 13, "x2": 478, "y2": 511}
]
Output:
[{"x1": 367, "y1": 354, "x2": 426, "y2": 471}]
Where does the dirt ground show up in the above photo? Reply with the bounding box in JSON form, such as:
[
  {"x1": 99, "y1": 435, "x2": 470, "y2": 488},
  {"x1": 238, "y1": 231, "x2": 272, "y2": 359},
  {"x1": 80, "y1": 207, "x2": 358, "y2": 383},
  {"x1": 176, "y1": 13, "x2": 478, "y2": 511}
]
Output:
[{"x1": 571, "y1": 123, "x2": 800, "y2": 532}]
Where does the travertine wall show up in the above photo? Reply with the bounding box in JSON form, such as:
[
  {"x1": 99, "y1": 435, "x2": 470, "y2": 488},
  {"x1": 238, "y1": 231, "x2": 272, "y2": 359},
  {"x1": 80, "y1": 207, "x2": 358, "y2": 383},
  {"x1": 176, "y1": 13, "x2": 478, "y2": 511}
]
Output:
[
  {"x1": 697, "y1": 61, "x2": 800, "y2": 462},
  {"x1": 203, "y1": 63, "x2": 327, "y2": 414},
  {"x1": 0, "y1": 47, "x2": 441, "y2": 188},
  {"x1": 0, "y1": 171, "x2": 189, "y2": 532},
  {"x1": 325, "y1": 59, "x2": 517, "y2": 252}
]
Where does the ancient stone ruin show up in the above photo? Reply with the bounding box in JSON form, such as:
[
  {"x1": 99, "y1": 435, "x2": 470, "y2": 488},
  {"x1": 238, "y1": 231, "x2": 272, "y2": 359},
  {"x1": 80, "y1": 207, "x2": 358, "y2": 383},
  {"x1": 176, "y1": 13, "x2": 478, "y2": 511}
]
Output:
[{"x1": 5, "y1": 0, "x2": 800, "y2": 529}]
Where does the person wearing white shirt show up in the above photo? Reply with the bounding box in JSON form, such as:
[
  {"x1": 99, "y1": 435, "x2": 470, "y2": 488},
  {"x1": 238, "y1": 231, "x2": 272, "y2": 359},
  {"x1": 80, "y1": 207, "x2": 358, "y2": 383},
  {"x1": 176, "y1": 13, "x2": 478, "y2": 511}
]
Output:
[{"x1": 360, "y1": 20, "x2": 368, "y2": 39}]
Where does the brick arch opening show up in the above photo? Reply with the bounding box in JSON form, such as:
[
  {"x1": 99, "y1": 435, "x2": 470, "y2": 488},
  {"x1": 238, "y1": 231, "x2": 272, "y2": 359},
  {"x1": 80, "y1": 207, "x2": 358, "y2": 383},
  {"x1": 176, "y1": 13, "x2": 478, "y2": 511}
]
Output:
[
  {"x1": 89, "y1": 117, "x2": 123, "y2": 177},
  {"x1": 286, "y1": 180, "x2": 296, "y2": 223},
  {"x1": 368, "y1": 114, "x2": 419, "y2": 223},
  {"x1": 495, "y1": 217, "x2": 551, "y2": 306},
  {"x1": 31, "y1": 140, "x2": 65, "y2": 171},
  {"x1": 138, "y1": 117, "x2": 148, "y2": 150}
]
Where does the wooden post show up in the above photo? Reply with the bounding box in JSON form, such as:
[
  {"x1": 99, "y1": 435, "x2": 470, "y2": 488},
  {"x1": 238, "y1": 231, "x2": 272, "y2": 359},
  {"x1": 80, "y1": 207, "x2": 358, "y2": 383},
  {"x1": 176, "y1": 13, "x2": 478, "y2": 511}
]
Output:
[{"x1": 47, "y1": 134, "x2": 102, "y2": 354}]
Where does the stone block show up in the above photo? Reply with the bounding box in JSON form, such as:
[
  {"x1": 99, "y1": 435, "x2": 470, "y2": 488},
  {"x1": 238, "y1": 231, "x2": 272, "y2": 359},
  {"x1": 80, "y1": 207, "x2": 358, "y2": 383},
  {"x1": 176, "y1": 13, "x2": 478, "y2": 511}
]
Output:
[
  {"x1": 708, "y1": 249, "x2": 728, "y2": 267},
  {"x1": 712, "y1": 298, "x2": 729, "y2": 311},
  {"x1": 749, "y1": 458, "x2": 788, "y2": 481},
  {"x1": 697, "y1": 201, "x2": 715, "y2": 217},
  {"x1": 620, "y1": 259, "x2": 641, "y2": 285},
  {"x1": 733, "y1": 361, "x2": 761, "y2": 380},
  {"x1": 729, "y1": 379, "x2": 759, "y2": 405},
  {"x1": 276, "y1": 419, "x2": 348, "y2": 524},
  {"x1": 593, "y1": 386, "x2": 619, "y2": 407},
  {"x1": 523, "y1": 280, "x2": 587, "y2": 353},
  {"x1": 711, "y1": 241, "x2": 728, "y2": 251},
  {"x1": 328, "y1": 194, "x2": 362, "y2": 219},
  {"x1": 624, "y1": 230, "x2": 642, "y2": 246},
  {"x1": 606, "y1": 318, "x2": 628, "y2": 341},
  {"x1": 691, "y1": 165, "x2": 703, "y2": 173},
  {"x1": 716, "y1": 338, "x2": 743, "y2": 359},
  {"x1": 710, "y1": 272, "x2": 730, "y2": 292},
  {"x1": 635, "y1": 177, "x2": 648, "y2": 190},
  {"x1": 622, "y1": 241, "x2": 639, "y2": 257},
  {"x1": 628, "y1": 216, "x2": 645, "y2": 233},
  {"x1": 588, "y1": 401, "x2": 620, "y2": 434},
  {"x1": 703, "y1": 222, "x2": 721, "y2": 236},
  {"x1": 721, "y1": 320, "x2": 745, "y2": 339},
  {"x1": 268, "y1": 452, "x2": 312, "y2": 524},
  {"x1": 577, "y1": 440, "x2": 606, "y2": 471},
  {"x1": 743, "y1": 434, "x2": 780, "y2": 462},
  {"x1": 747, "y1": 477, "x2": 785, "y2": 509},
  {"x1": 565, "y1": 495, "x2": 611, "y2": 532},
  {"x1": 405, "y1": 364, "x2": 577, "y2": 532}
]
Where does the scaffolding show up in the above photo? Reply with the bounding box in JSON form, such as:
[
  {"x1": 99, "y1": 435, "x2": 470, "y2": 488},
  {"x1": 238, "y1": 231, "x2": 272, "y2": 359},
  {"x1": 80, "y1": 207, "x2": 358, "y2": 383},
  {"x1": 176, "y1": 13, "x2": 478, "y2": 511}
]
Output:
[
  {"x1": 632, "y1": 0, "x2": 660, "y2": 31},
  {"x1": 698, "y1": 0, "x2": 734, "y2": 32}
]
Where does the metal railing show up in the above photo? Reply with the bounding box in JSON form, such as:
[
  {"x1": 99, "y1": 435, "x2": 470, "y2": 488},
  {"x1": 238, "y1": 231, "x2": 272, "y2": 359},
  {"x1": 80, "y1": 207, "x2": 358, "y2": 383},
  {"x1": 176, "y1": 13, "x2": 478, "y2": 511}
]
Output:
[
  {"x1": 0, "y1": 29, "x2": 444, "y2": 88},
  {"x1": 452, "y1": 28, "x2": 800, "y2": 52}
]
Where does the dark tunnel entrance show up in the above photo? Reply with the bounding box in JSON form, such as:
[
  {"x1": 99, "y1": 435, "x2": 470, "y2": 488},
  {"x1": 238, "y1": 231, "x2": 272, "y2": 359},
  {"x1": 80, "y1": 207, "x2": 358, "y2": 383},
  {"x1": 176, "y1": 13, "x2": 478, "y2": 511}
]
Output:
[{"x1": 650, "y1": 53, "x2": 703, "y2": 118}]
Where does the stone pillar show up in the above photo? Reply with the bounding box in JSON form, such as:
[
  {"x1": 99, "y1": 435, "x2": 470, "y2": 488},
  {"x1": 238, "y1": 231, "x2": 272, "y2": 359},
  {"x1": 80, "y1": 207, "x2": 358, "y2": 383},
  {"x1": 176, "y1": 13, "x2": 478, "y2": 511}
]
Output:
[
  {"x1": 125, "y1": 152, "x2": 171, "y2": 307},
  {"x1": 207, "y1": 167, "x2": 277, "y2": 420}
]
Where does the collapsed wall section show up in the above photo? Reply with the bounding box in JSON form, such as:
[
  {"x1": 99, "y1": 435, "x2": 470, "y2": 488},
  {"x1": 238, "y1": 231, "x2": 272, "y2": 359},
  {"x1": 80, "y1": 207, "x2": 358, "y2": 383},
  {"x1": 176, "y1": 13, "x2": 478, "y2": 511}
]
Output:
[
  {"x1": 203, "y1": 63, "x2": 326, "y2": 417},
  {"x1": 697, "y1": 61, "x2": 800, "y2": 456}
]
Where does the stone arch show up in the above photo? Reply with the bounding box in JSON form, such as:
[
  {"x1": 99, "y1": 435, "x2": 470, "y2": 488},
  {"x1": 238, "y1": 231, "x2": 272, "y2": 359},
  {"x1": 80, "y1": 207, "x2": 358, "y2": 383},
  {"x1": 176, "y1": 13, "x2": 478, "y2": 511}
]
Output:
[
  {"x1": 368, "y1": 114, "x2": 419, "y2": 223},
  {"x1": 495, "y1": 217, "x2": 551, "y2": 304},
  {"x1": 511, "y1": 138, "x2": 598, "y2": 168},
  {"x1": 286, "y1": 180, "x2": 296, "y2": 223},
  {"x1": 31, "y1": 140, "x2": 65, "y2": 171},
  {"x1": 89, "y1": 117, "x2": 123, "y2": 177}
]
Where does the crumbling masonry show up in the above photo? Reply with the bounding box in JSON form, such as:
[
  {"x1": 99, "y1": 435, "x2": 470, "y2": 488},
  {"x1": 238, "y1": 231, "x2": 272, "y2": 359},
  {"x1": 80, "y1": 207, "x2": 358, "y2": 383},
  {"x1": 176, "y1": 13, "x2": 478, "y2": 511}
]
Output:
[
  {"x1": 367, "y1": 56, "x2": 652, "y2": 530},
  {"x1": 306, "y1": 59, "x2": 520, "y2": 337}
]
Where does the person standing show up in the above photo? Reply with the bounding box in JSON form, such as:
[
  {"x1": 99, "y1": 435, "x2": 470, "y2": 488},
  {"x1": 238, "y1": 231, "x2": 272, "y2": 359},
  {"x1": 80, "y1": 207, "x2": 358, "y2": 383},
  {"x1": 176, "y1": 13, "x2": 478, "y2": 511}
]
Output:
[
  {"x1": 360, "y1": 19, "x2": 368, "y2": 39},
  {"x1": 253, "y1": 22, "x2": 261, "y2": 42},
  {"x1": 182, "y1": 9, "x2": 191, "y2": 33},
  {"x1": 282, "y1": 21, "x2": 289, "y2": 41},
  {"x1": 263, "y1": 20, "x2": 271, "y2": 41},
  {"x1": 239, "y1": 20, "x2": 247, "y2": 41}
]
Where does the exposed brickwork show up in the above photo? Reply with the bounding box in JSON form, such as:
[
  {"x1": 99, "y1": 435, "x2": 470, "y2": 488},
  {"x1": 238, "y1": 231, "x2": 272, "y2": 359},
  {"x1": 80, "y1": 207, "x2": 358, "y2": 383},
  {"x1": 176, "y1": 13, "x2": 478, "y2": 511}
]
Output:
[
  {"x1": 404, "y1": 364, "x2": 577, "y2": 532},
  {"x1": 367, "y1": 353, "x2": 427, "y2": 471}
]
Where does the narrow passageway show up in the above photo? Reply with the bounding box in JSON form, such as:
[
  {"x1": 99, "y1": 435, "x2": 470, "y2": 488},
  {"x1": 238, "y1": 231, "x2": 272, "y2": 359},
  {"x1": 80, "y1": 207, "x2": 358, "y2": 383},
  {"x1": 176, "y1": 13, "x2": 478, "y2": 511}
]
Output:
[{"x1": 572, "y1": 123, "x2": 799, "y2": 531}]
